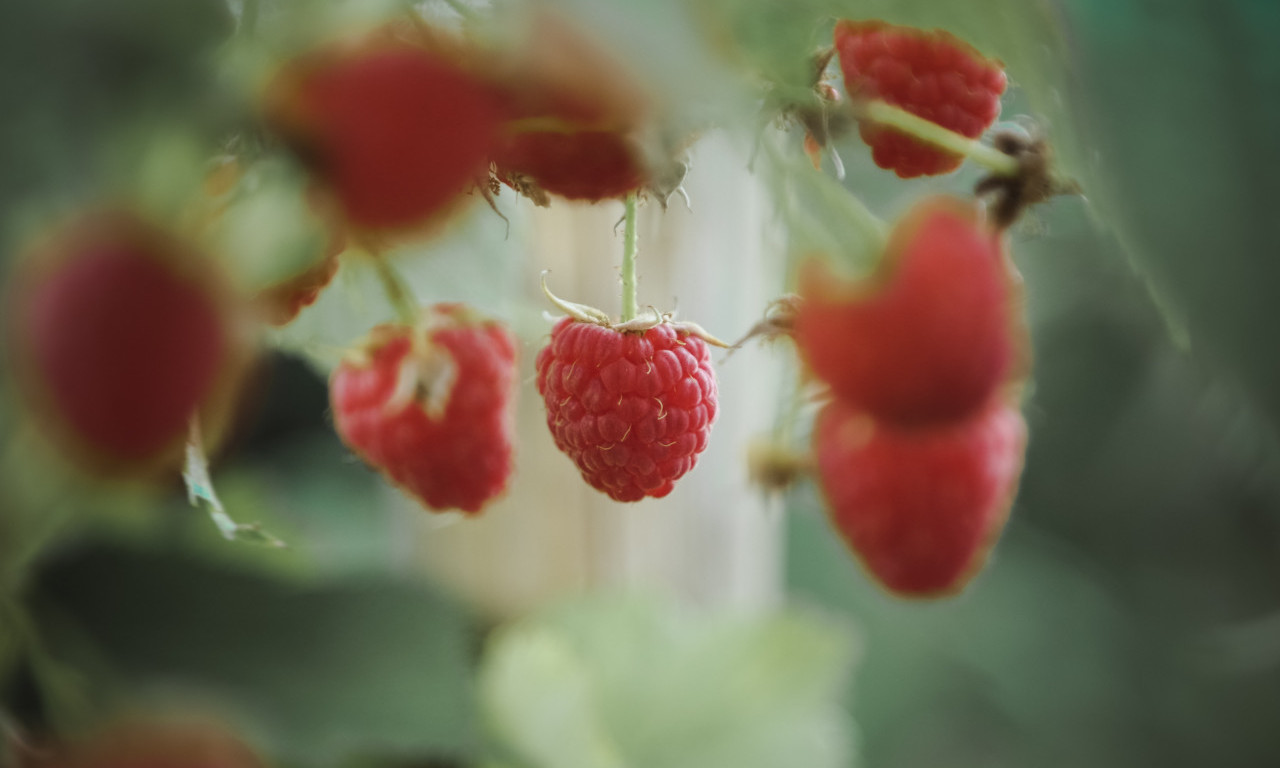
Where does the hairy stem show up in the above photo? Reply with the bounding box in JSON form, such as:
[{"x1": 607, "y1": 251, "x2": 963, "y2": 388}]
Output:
[
  {"x1": 621, "y1": 193, "x2": 639, "y2": 323},
  {"x1": 861, "y1": 100, "x2": 1020, "y2": 176}
]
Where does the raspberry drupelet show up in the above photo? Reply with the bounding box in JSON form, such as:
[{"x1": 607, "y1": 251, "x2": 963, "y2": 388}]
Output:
[{"x1": 535, "y1": 317, "x2": 719, "y2": 502}]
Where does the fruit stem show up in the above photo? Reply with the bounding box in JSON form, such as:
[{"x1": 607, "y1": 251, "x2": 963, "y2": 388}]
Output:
[
  {"x1": 620, "y1": 192, "x2": 639, "y2": 323},
  {"x1": 373, "y1": 256, "x2": 420, "y2": 326},
  {"x1": 861, "y1": 100, "x2": 1020, "y2": 176}
]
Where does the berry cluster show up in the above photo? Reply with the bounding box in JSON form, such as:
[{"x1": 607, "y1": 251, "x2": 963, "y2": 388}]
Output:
[
  {"x1": 793, "y1": 196, "x2": 1029, "y2": 597},
  {"x1": 1, "y1": 7, "x2": 1063, "y2": 598}
]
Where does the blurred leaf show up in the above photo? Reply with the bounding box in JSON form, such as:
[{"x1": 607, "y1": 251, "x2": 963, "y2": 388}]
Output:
[
  {"x1": 29, "y1": 541, "x2": 478, "y2": 766},
  {"x1": 0, "y1": 0, "x2": 234, "y2": 218},
  {"x1": 1054, "y1": 0, "x2": 1280, "y2": 431},
  {"x1": 479, "y1": 595, "x2": 857, "y2": 768}
]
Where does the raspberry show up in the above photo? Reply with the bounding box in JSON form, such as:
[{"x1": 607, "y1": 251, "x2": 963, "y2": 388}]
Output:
[
  {"x1": 482, "y1": 9, "x2": 655, "y2": 204},
  {"x1": 331, "y1": 304, "x2": 516, "y2": 514},
  {"x1": 495, "y1": 129, "x2": 647, "y2": 202},
  {"x1": 535, "y1": 317, "x2": 718, "y2": 502},
  {"x1": 265, "y1": 42, "x2": 501, "y2": 231},
  {"x1": 814, "y1": 398, "x2": 1026, "y2": 596},
  {"x1": 834, "y1": 19, "x2": 1006, "y2": 177},
  {"x1": 793, "y1": 196, "x2": 1023, "y2": 428},
  {"x1": 7, "y1": 211, "x2": 231, "y2": 473}
]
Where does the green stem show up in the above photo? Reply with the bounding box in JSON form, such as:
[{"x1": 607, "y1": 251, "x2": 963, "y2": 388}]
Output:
[
  {"x1": 861, "y1": 101, "x2": 1020, "y2": 176},
  {"x1": 620, "y1": 193, "x2": 639, "y2": 323},
  {"x1": 373, "y1": 257, "x2": 419, "y2": 326}
]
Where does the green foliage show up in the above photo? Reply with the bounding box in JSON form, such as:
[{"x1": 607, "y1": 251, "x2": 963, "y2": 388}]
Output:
[
  {"x1": 27, "y1": 540, "x2": 479, "y2": 765},
  {"x1": 479, "y1": 595, "x2": 858, "y2": 768}
]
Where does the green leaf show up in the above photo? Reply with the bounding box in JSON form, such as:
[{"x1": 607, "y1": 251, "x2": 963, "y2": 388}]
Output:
[
  {"x1": 29, "y1": 541, "x2": 479, "y2": 766},
  {"x1": 1052, "y1": 0, "x2": 1280, "y2": 431},
  {"x1": 479, "y1": 595, "x2": 857, "y2": 768}
]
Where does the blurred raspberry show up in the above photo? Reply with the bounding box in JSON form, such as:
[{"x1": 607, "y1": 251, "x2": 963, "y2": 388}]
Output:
[
  {"x1": 265, "y1": 41, "x2": 501, "y2": 231},
  {"x1": 834, "y1": 19, "x2": 1006, "y2": 177},
  {"x1": 535, "y1": 318, "x2": 718, "y2": 502},
  {"x1": 794, "y1": 196, "x2": 1024, "y2": 428},
  {"x1": 814, "y1": 398, "x2": 1026, "y2": 596},
  {"x1": 331, "y1": 304, "x2": 516, "y2": 514},
  {"x1": 7, "y1": 211, "x2": 232, "y2": 474}
]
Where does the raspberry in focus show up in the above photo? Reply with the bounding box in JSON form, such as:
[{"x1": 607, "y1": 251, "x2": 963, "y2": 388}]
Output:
[
  {"x1": 331, "y1": 304, "x2": 516, "y2": 514},
  {"x1": 834, "y1": 19, "x2": 1006, "y2": 177},
  {"x1": 535, "y1": 318, "x2": 718, "y2": 502}
]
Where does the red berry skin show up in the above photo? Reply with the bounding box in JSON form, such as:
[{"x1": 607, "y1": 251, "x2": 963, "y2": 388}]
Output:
[
  {"x1": 331, "y1": 305, "x2": 516, "y2": 514},
  {"x1": 495, "y1": 129, "x2": 646, "y2": 202},
  {"x1": 834, "y1": 19, "x2": 1007, "y2": 177},
  {"x1": 8, "y1": 212, "x2": 230, "y2": 473},
  {"x1": 814, "y1": 398, "x2": 1026, "y2": 597},
  {"x1": 535, "y1": 319, "x2": 718, "y2": 502},
  {"x1": 794, "y1": 196, "x2": 1024, "y2": 429},
  {"x1": 266, "y1": 43, "x2": 501, "y2": 231}
]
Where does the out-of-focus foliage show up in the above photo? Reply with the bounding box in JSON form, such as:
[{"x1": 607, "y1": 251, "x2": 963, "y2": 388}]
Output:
[
  {"x1": 479, "y1": 595, "x2": 857, "y2": 768},
  {"x1": 28, "y1": 538, "x2": 478, "y2": 765}
]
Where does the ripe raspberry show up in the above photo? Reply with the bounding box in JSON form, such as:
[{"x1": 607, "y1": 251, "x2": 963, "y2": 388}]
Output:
[
  {"x1": 331, "y1": 304, "x2": 516, "y2": 514},
  {"x1": 265, "y1": 42, "x2": 501, "y2": 231},
  {"x1": 535, "y1": 318, "x2": 718, "y2": 502},
  {"x1": 495, "y1": 129, "x2": 647, "y2": 202},
  {"x1": 8, "y1": 211, "x2": 231, "y2": 473},
  {"x1": 834, "y1": 19, "x2": 1006, "y2": 177},
  {"x1": 814, "y1": 398, "x2": 1026, "y2": 596},
  {"x1": 793, "y1": 196, "x2": 1023, "y2": 428}
]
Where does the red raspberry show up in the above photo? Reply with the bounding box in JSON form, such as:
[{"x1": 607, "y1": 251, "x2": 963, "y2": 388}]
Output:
[
  {"x1": 793, "y1": 196, "x2": 1023, "y2": 428},
  {"x1": 265, "y1": 41, "x2": 501, "y2": 231},
  {"x1": 331, "y1": 304, "x2": 516, "y2": 514},
  {"x1": 834, "y1": 19, "x2": 1006, "y2": 177},
  {"x1": 495, "y1": 129, "x2": 647, "y2": 202},
  {"x1": 7, "y1": 211, "x2": 231, "y2": 474},
  {"x1": 814, "y1": 398, "x2": 1026, "y2": 597},
  {"x1": 535, "y1": 318, "x2": 718, "y2": 502},
  {"x1": 481, "y1": 9, "x2": 655, "y2": 204}
]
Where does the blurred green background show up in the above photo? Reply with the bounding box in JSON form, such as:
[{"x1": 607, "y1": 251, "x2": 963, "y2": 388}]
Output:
[{"x1": 2, "y1": 0, "x2": 1280, "y2": 767}]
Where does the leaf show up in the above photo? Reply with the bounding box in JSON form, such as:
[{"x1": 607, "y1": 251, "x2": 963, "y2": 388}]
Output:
[
  {"x1": 28, "y1": 541, "x2": 479, "y2": 766},
  {"x1": 1051, "y1": 0, "x2": 1280, "y2": 432},
  {"x1": 479, "y1": 595, "x2": 857, "y2": 768}
]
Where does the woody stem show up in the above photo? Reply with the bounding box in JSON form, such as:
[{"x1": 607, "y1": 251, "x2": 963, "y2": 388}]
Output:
[{"x1": 620, "y1": 193, "x2": 639, "y2": 323}]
